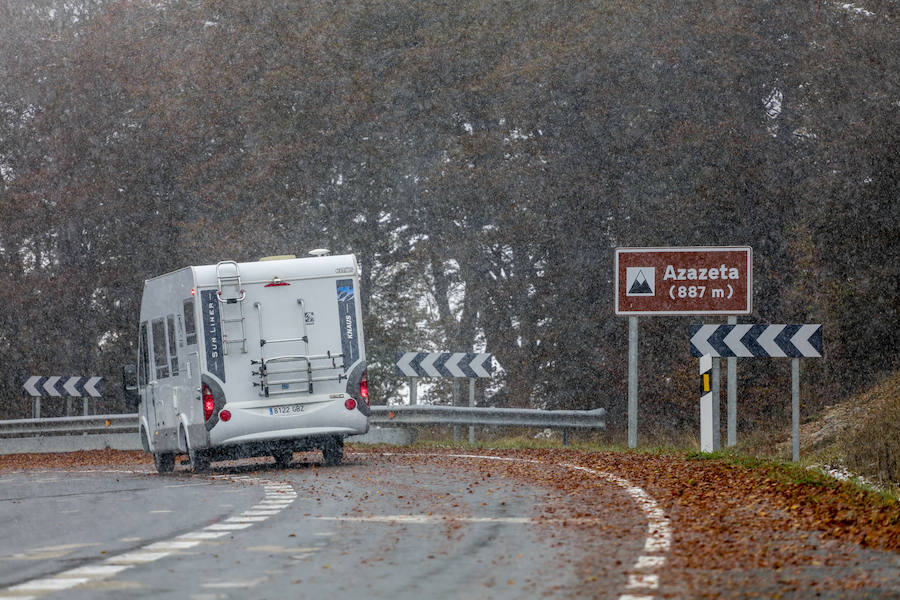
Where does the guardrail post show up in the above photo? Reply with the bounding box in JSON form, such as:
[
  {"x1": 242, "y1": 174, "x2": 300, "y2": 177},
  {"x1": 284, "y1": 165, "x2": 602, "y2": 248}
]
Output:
[{"x1": 562, "y1": 428, "x2": 570, "y2": 446}]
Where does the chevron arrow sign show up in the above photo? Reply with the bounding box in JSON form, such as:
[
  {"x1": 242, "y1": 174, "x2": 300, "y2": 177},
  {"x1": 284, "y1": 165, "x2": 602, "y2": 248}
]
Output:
[
  {"x1": 689, "y1": 324, "x2": 823, "y2": 358},
  {"x1": 396, "y1": 352, "x2": 494, "y2": 378},
  {"x1": 22, "y1": 376, "x2": 104, "y2": 397}
]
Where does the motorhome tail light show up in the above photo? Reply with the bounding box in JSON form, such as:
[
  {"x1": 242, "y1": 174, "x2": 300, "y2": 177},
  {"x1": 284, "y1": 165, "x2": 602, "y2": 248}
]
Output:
[
  {"x1": 202, "y1": 384, "x2": 215, "y2": 421},
  {"x1": 219, "y1": 409, "x2": 231, "y2": 422},
  {"x1": 344, "y1": 398, "x2": 357, "y2": 411},
  {"x1": 360, "y1": 370, "x2": 369, "y2": 405}
]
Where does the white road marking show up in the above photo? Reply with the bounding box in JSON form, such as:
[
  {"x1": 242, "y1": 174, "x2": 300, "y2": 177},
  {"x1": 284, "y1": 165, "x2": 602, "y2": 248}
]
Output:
[
  {"x1": 225, "y1": 516, "x2": 269, "y2": 523},
  {"x1": 626, "y1": 574, "x2": 659, "y2": 589},
  {"x1": 634, "y1": 555, "x2": 665, "y2": 569},
  {"x1": 144, "y1": 541, "x2": 202, "y2": 551},
  {"x1": 64, "y1": 565, "x2": 131, "y2": 577},
  {"x1": 177, "y1": 531, "x2": 231, "y2": 541},
  {"x1": 205, "y1": 523, "x2": 253, "y2": 531},
  {"x1": 201, "y1": 577, "x2": 266, "y2": 589},
  {"x1": 0, "y1": 474, "x2": 297, "y2": 599},
  {"x1": 396, "y1": 453, "x2": 672, "y2": 600},
  {"x1": 105, "y1": 551, "x2": 172, "y2": 564},
  {"x1": 9, "y1": 578, "x2": 91, "y2": 592}
]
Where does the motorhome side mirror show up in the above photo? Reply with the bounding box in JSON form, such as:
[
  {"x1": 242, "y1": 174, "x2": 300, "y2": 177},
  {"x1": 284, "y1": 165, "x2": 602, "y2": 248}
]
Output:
[{"x1": 122, "y1": 364, "x2": 139, "y2": 409}]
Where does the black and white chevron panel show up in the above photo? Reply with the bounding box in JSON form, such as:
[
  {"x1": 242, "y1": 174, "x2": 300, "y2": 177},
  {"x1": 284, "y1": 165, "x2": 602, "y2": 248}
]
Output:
[
  {"x1": 689, "y1": 324, "x2": 823, "y2": 358},
  {"x1": 22, "y1": 376, "x2": 104, "y2": 398},
  {"x1": 396, "y1": 352, "x2": 494, "y2": 378}
]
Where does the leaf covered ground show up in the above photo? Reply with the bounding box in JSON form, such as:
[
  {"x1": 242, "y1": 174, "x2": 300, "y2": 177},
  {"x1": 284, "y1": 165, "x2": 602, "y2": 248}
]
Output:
[{"x1": 1, "y1": 447, "x2": 897, "y2": 597}]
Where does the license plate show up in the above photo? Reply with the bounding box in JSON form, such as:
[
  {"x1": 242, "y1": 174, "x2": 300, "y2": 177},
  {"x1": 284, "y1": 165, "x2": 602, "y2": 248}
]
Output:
[{"x1": 269, "y1": 404, "x2": 303, "y2": 416}]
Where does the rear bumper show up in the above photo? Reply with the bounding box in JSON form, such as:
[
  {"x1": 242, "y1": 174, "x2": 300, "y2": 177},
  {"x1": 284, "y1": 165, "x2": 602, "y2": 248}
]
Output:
[{"x1": 208, "y1": 397, "x2": 368, "y2": 447}]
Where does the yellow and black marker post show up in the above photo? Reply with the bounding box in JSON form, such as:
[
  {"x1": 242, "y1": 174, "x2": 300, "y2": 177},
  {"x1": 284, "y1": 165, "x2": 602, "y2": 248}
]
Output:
[{"x1": 699, "y1": 354, "x2": 713, "y2": 452}]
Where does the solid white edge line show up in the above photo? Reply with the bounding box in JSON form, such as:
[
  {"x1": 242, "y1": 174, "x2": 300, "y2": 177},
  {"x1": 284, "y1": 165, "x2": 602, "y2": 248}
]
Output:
[{"x1": 390, "y1": 452, "x2": 671, "y2": 600}]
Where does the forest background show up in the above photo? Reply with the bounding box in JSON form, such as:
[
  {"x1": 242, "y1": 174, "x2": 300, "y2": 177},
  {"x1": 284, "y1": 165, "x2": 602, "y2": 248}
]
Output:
[{"x1": 0, "y1": 1, "x2": 896, "y2": 441}]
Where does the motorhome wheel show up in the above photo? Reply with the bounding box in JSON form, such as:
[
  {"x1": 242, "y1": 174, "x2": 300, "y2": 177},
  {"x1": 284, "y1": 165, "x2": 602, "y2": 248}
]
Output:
[
  {"x1": 272, "y1": 449, "x2": 293, "y2": 468},
  {"x1": 189, "y1": 446, "x2": 210, "y2": 472},
  {"x1": 154, "y1": 451, "x2": 175, "y2": 474},
  {"x1": 322, "y1": 437, "x2": 344, "y2": 466}
]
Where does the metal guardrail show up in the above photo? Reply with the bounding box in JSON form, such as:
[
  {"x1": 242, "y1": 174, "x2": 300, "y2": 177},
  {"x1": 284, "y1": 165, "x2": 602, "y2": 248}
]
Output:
[
  {"x1": 369, "y1": 405, "x2": 606, "y2": 429},
  {"x1": 0, "y1": 406, "x2": 605, "y2": 442},
  {"x1": 0, "y1": 414, "x2": 138, "y2": 438}
]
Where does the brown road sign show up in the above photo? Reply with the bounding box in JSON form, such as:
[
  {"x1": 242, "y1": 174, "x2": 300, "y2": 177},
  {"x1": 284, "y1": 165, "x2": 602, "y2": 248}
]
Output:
[{"x1": 615, "y1": 247, "x2": 752, "y2": 315}]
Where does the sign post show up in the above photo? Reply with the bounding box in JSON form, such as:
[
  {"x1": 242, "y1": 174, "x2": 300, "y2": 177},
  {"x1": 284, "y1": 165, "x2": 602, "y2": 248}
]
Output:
[
  {"x1": 690, "y1": 324, "x2": 823, "y2": 460},
  {"x1": 616, "y1": 247, "x2": 752, "y2": 448},
  {"x1": 726, "y1": 316, "x2": 738, "y2": 447},
  {"x1": 628, "y1": 316, "x2": 638, "y2": 448}
]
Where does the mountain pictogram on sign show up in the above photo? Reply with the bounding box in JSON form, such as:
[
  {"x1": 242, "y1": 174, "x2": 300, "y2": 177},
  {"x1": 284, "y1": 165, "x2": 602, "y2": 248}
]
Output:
[{"x1": 626, "y1": 267, "x2": 655, "y2": 296}]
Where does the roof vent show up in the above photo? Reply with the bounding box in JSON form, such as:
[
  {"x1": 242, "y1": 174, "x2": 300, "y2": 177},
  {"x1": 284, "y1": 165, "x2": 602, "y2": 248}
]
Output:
[{"x1": 308, "y1": 249, "x2": 331, "y2": 257}]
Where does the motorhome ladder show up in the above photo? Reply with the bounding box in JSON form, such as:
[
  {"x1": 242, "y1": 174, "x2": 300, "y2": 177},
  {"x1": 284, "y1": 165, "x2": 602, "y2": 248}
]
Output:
[
  {"x1": 251, "y1": 299, "x2": 346, "y2": 397},
  {"x1": 215, "y1": 260, "x2": 248, "y2": 354}
]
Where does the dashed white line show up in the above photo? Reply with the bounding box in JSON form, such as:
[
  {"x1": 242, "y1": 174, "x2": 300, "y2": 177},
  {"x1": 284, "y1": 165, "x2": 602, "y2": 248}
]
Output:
[
  {"x1": 205, "y1": 523, "x2": 254, "y2": 531},
  {"x1": 177, "y1": 531, "x2": 231, "y2": 541},
  {"x1": 0, "y1": 476, "x2": 297, "y2": 599},
  {"x1": 63, "y1": 565, "x2": 130, "y2": 577},
  {"x1": 105, "y1": 551, "x2": 172, "y2": 564},
  {"x1": 8, "y1": 577, "x2": 91, "y2": 592},
  {"x1": 144, "y1": 541, "x2": 202, "y2": 551}
]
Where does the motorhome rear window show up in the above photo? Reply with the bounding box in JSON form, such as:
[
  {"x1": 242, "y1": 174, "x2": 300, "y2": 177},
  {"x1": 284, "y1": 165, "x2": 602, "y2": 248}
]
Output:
[
  {"x1": 151, "y1": 318, "x2": 170, "y2": 379},
  {"x1": 139, "y1": 322, "x2": 149, "y2": 386},
  {"x1": 166, "y1": 315, "x2": 179, "y2": 376},
  {"x1": 183, "y1": 299, "x2": 197, "y2": 345}
]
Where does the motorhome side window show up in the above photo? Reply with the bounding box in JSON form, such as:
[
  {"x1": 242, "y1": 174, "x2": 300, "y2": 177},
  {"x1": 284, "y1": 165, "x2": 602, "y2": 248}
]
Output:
[
  {"x1": 183, "y1": 299, "x2": 197, "y2": 345},
  {"x1": 139, "y1": 321, "x2": 149, "y2": 387},
  {"x1": 151, "y1": 318, "x2": 170, "y2": 379},
  {"x1": 166, "y1": 315, "x2": 179, "y2": 376}
]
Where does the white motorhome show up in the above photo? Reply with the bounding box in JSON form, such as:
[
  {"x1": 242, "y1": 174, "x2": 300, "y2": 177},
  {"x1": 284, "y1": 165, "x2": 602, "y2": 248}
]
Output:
[{"x1": 123, "y1": 252, "x2": 369, "y2": 473}]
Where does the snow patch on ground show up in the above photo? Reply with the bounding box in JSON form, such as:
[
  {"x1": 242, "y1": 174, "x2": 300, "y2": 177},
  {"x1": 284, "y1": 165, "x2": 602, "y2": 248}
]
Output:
[
  {"x1": 837, "y1": 3, "x2": 875, "y2": 17},
  {"x1": 812, "y1": 463, "x2": 894, "y2": 492}
]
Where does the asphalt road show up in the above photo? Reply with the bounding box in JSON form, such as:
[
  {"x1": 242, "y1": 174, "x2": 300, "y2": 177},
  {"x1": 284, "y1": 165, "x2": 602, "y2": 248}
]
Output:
[{"x1": 0, "y1": 452, "x2": 653, "y2": 599}]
